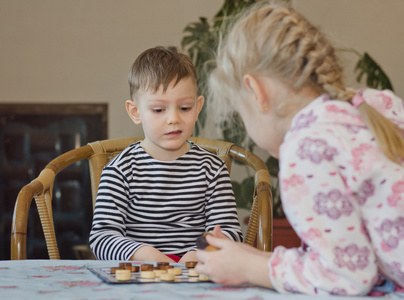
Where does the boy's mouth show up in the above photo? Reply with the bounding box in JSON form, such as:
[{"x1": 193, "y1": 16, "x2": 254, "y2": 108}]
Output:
[{"x1": 166, "y1": 130, "x2": 182, "y2": 136}]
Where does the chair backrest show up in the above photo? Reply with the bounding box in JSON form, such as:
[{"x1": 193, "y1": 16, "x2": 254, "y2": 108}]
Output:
[{"x1": 11, "y1": 137, "x2": 273, "y2": 260}]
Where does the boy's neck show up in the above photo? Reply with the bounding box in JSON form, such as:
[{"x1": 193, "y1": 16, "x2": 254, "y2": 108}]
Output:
[{"x1": 140, "y1": 140, "x2": 191, "y2": 161}]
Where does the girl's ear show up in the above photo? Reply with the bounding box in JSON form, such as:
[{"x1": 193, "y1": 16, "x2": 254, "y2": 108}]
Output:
[
  {"x1": 195, "y1": 95, "x2": 205, "y2": 120},
  {"x1": 126, "y1": 100, "x2": 142, "y2": 124},
  {"x1": 243, "y1": 74, "x2": 270, "y2": 113}
]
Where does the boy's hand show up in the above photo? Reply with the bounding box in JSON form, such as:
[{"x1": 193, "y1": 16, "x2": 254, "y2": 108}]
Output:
[{"x1": 130, "y1": 245, "x2": 175, "y2": 262}]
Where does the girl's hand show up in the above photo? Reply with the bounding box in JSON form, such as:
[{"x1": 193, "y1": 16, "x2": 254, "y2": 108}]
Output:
[
  {"x1": 195, "y1": 234, "x2": 274, "y2": 288},
  {"x1": 196, "y1": 235, "x2": 249, "y2": 285},
  {"x1": 212, "y1": 225, "x2": 228, "y2": 239}
]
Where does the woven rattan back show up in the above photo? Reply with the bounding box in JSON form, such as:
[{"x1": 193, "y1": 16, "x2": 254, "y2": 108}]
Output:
[
  {"x1": 87, "y1": 137, "x2": 142, "y2": 209},
  {"x1": 11, "y1": 137, "x2": 272, "y2": 260}
]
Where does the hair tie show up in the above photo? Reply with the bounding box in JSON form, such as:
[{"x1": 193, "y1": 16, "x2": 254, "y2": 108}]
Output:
[{"x1": 351, "y1": 93, "x2": 366, "y2": 108}]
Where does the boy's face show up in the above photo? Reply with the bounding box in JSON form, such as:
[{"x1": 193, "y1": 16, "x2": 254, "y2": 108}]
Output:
[{"x1": 126, "y1": 77, "x2": 204, "y2": 161}]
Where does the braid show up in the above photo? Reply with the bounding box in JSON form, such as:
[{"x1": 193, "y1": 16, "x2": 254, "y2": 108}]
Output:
[
  {"x1": 244, "y1": 5, "x2": 354, "y2": 102},
  {"x1": 270, "y1": 7, "x2": 404, "y2": 164},
  {"x1": 210, "y1": 3, "x2": 404, "y2": 165},
  {"x1": 357, "y1": 96, "x2": 404, "y2": 165},
  {"x1": 276, "y1": 8, "x2": 354, "y2": 101}
]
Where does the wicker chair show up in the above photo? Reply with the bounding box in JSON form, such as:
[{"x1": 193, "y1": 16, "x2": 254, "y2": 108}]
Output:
[{"x1": 11, "y1": 137, "x2": 273, "y2": 260}]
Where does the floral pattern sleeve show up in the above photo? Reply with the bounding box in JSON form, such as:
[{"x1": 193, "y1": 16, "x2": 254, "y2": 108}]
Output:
[{"x1": 269, "y1": 122, "x2": 378, "y2": 295}]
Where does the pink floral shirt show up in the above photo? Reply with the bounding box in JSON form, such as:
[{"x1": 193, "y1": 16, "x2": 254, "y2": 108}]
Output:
[{"x1": 269, "y1": 89, "x2": 404, "y2": 296}]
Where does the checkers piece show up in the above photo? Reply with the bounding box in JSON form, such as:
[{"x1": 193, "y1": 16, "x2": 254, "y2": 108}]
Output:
[
  {"x1": 188, "y1": 269, "x2": 199, "y2": 277},
  {"x1": 157, "y1": 262, "x2": 169, "y2": 268},
  {"x1": 199, "y1": 274, "x2": 209, "y2": 281},
  {"x1": 119, "y1": 262, "x2": 132, "y2": 268},
  {"x1": 116, "y1": 269, "x2": 131, "y2": 281},
  {"x1": 154, "y1": 269, "x2": 168, "y2": 277},
  {"x1": 140, "y1": 271, "x2": 156, "y2": 279},
  {"x1": 185, "y1": 261, "x2": 197, "y2": 268},
  {"x1": 196, "y1": 232, "x2": 218, "y2": 251},
  {"x1": 167, "y1": 267, "x2": 182, "y2": 276},
  {"x1": 141, "y1": 264, "x2": 154, "y2": 271},
  {"x1": 160, "y1": 273, "x2": 175, "y2": 282},
  {"x1": 110, "y1": 267, "x2": 122, "y2": 274}
]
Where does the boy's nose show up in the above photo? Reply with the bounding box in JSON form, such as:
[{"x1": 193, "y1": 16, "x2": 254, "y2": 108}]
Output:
[{"x1": 167, "y1": 110, "x2": 180, "y2": 124}]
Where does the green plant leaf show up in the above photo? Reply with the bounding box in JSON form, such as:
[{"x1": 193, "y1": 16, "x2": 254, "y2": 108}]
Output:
[
  {"x1": 265, "y1": 156, "x2": 279, "y2": 177},
  {"x1": 355, "y1": 52, "x2": 394, "y2": 91},
  {"x1": 232, "y1": 181, "x2": 245, "y2": 208},
  {"x1": 232, "y1": 175, "x2": 255, "y2": 209},
  {"x1": 221, "y1": 113, "x2": 252, "y2": 148},
  {"x1": 241, "y1": 176, "x2": 255, "y2": 209}
]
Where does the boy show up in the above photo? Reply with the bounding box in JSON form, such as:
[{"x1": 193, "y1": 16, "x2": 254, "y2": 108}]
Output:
[{"x1": 89, "y1": 46, "x2": 243, "y2": 263}]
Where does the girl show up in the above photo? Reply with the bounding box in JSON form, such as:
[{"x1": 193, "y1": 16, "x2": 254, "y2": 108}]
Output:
[{"x1": 195, "y1": 2, "x2": 404, "y2": 296}]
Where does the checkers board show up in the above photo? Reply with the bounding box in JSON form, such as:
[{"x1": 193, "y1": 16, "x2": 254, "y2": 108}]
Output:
[{"x1": 88, "y1": 261, "x2": 210, "y2": 284}]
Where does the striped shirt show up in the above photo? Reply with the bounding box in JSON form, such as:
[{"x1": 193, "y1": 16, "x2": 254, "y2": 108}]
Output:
[{"x1": 89, "y1": 141, "x2": 243, "y2": 260}]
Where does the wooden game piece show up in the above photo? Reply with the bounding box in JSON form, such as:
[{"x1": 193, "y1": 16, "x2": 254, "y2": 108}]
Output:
[
  {"x1": 188, "y1": 276, "x2": 199, "y2": 282},
  {"x1": 188, "y1": 268, "x2": 199, "y2": 277},
  {"x1": 154, "y1": 269, "x2": 168, "y2": 277},
  {"x1": 196, "y1": 232, "x2": 218, "y2": 251},
  {"x1": 141, "y1": 264, "x2": 154, "y2": 271},
  {"x1": 167, "y1": 267, "x2": 182, "y2": 276},
  {"x1": 110, "y1": 267, "x2": 123, "y2": 274},
  {"x1": 115, "y1": 269, "x2": 131, "y2": 281},
  {"x1": 185, "y1": 261, "x2": 197, "y2": 268},
  {"x1": 131, "y1": 266, "x2": 140, "y2": 272},
  {"x1": 199, "y1": 273, "x2": 209, "y2": 281},
  {"x1": 140, "y1": 270, "x2": 156, "y2": 279},
  {"x1": 160, "y1": 265, "x2": 174, "y2": 270},
  {"x1": 160, "y1": 273, "x2": 175, "y2": 282},
  {"x1": 119, "y1": 262, "x2": 132, "y2": 268},
  {"x1": 157, "y1": 262, "x2": 169, "y2": 268}
]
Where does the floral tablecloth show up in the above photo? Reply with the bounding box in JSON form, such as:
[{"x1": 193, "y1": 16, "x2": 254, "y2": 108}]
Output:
[{"x1": 0, "y1": 260, "x2": 402, "y2": 299}]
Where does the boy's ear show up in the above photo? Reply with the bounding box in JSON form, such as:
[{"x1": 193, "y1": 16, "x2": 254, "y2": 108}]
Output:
[
  {"x1": 126, "y1": 100, "x2": 142, "y2": 125},
  {"x1": 195, "y1": 96, "x2": 205, "y2": 119},
  {"x1": 243, "y1": 74, "x2": 270, "y2": 113}
]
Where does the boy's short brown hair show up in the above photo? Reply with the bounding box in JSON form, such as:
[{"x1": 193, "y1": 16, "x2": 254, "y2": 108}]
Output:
[{"x1": 128, "y1": 46, "x2": 198, "y2": 99}]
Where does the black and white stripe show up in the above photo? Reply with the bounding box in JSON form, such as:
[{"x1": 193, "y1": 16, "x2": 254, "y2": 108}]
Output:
[{"x1": 89, "y1": 141, "x2": 243, "y2": 260}]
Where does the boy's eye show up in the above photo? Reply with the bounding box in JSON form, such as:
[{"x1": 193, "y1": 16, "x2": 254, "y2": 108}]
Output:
[
  {"x1": 180, "y1": 106, "x2": 192, "y2": 112},
  {"x1": 152, "y1": 108, "x2": 165, "y2": 113}
]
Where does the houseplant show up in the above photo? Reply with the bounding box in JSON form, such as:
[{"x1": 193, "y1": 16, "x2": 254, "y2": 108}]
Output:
[{"x1": 182, "y1": 0, "x2": 394, "y2": 246}]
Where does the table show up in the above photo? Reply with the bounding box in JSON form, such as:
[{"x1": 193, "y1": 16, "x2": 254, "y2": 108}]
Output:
[{"x1": 0, "y1": 260, "x2": 402, "y2": 299}]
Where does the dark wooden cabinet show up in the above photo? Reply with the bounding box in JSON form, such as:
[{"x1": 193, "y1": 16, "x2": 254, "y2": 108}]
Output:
[{"x1": 0, "y1": 104, "x2": 107, "y2": 259}]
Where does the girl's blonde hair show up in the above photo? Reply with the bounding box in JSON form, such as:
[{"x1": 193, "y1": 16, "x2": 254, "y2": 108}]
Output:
[{"x1": 209, "y1": 2, "x2": 404, "y2": 164}]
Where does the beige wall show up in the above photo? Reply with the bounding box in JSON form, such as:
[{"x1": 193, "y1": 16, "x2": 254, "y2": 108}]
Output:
[
  {"x1": 1, "y1": 0, "x2": 403, "y2": 140},
  {"x1": 0, "y1": 0, "x2": 222, "y2": 139}
]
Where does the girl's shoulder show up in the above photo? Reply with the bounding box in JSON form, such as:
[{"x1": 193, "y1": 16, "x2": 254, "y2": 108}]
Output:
[
  {"x1": 287, "y1": 95, "x2": 355, "y2": 136},
  {"x1": 361, "y1": 89, "x2": 404, "y2": 126},
  {"x1": 289, "y1": 89, "x2": 404, "y2": 136}
]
